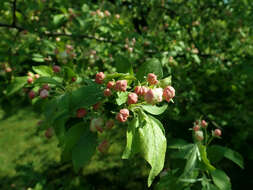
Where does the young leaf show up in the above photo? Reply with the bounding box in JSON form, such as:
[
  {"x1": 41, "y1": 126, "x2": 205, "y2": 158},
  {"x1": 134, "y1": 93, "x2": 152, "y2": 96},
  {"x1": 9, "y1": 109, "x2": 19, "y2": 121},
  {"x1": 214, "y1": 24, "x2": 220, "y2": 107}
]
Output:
[
  {"x1": 32, "y1": 65, "x2": 52, "y2": 76},
  {"x1": 138, "y1": 111, "x2": 167, "y2": 187},
  {"x1": 182, "y1": 144, "x2": 199, "y2": 177},
  {"x1": 5, "y1": 76, "x2": 27, "y2": 95},
  {"x1": 199, "y1": 145, "x2": 216, "y2": 171},
  {"x1": 32, "y1": 54, "x2": 45, "y2": 62},
  {"x1": 70, "y1": 84, "x2": 104, "y2": 111},
  {"x1": 34, "y1": 77, "x2": 64, "y2": 89},
  {"x1": 211, "y1": 169, "x2": 232, "y2": 190},
  {"x1": 116, "y1": 92, "x2": 128, "y2": 105},
  {"x1": 72, "y1": 129, "x2": 97, "y2": 172},
  {"x1": 122, "y1": 116, "x2": 140, "y2": 159},
  {"x1": 141, "y1": 104, "x2": 168, "y2": 115},
  {"x1": 208, "y1": 145, "x2": 244, "y2": 169}
]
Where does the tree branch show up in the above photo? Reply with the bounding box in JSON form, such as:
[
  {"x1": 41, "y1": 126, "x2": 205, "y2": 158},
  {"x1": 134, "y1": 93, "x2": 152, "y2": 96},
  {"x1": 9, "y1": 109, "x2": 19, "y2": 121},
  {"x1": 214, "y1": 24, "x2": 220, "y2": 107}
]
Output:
[
  {"x1": 0, "y1": 23, "x2": 23, "y2": 31},
  {"x1": 12, "y1": 0, "x2": 17, "y2": 26}
]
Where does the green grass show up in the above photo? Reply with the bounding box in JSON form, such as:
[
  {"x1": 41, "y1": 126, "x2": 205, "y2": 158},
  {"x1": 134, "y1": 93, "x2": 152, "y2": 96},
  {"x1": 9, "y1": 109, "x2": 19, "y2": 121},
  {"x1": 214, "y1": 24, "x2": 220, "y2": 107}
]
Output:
[
  {"x1": 0, "y1": 108, "x2": 61, "y2": 189},
  {"x1": 0, "y1": 108, "x2": 148, "y2": 190}
]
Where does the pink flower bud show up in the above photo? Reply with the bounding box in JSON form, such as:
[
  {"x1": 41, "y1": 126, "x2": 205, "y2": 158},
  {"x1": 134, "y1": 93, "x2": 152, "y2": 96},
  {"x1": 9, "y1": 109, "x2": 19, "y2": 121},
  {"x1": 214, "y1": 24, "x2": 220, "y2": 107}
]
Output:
[
  {"x1": 90, "y1": 118, "x2": 104, "y2": 132},
  {"x1": 34, "y1": 74, "x2": 40, "y2": 79},
  {"x1": 115, "y1": 80, "x2": 127, "y2": 91},
  {"x1": 128, "y1": 47, "x2": 133, "y2": 53},
  {"x1": 27, "y1": 77, "x2": 33, "y2": 84},
  {"x1": 193, "y1": 125, "x2": 200, "y2": 131},
  {"x1": 98, "y1": 140, "x2": 109, "y2": 153},
  {"x1": 106, "y1": 119, "x2": 114, "y2": 129},
  {"x1": 45, "y1": 128, "x2": 53, "y2": 139},
  {"x1": 76, "y1": 108, "x2": 87, "y2": 118},
  {"x1": 116, "y1": 108, "x2": 129, "y2": 122},
  {"x1": 127, "y1": 93, "x2": 138, "y2": 105},
  {"x1": 28, "y1": 90, "x2": 36, "y2": 99},
  {"x1": 93, "y1": 102, "x2": 101, "y2": 111},
  {"x1": 40, "y1": 89, "x2": 49, "y2": 99},
  {"x1": 95, "y1": 72, "x2": 105, "y2": 84},
  {"x1": 115, "y1": 14, "x2": 120, "y2": 19},
  {"x1": 71, "y1": 77, "x2": 76, "y2": 82},
  {"x1": 145, "y1": 88, "x2": 163, "y2": 104},
  {"x1": 27, "y1": 72, "x2": 33, "y2": 77},
  {"x1": 201, "y1": 120, "x2": 208, "y2": 128},
  {"x1": 42, "y1": 84, "x2": 50, "y2": 91},
  {"x1": 5, "y1": 67, "x2": 12, "y2": 73},
  {"x1": 53, "y1": 65, "x2": 61, "y2": 73},
  {"x1": 107, "y1": 81, "x2": 115, "y2": 89},
  {"x1": 104, "y1": 88, "x2": 112, "y2": 96},
  {"x1": 147, "y1": 73, "x2": 158, "y2": 85},
  {"x1": 104, "y1": 10, "x2": 111, "y2": 16},
  {"x1": 195, "y1": 131, "x2": 204, "y2": 141},
  {"x1": 214, "y1": 129, "x2": 222, "y2": 137},
  {"x1": 134, "y1": 86, "x2": 142, "y2": 95},
  {"x1": 163, "y1": 86, "x2": 175, "y2": 103}
]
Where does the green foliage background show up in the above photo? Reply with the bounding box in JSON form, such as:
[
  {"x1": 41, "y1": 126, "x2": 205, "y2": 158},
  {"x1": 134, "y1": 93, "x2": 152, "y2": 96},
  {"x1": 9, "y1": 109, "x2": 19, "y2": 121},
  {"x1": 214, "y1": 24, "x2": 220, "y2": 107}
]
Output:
[{"x1": 0, "y1": 0, "x2": 252, "y2": 189}]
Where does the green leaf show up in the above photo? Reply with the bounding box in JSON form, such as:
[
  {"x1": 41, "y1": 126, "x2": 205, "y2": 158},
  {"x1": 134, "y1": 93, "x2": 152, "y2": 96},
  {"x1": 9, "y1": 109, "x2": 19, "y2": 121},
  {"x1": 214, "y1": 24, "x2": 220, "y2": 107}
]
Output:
[
  {"x1": 64, "y1": 123, "x2": 86, "y2": 152},
  {"x1": 199, "y1": 145, "x2": 216, "y2": 171},
  {"x1": 70, "y1": 84, "x2": 104, "y2": 111},
  {"x1": 5, "y1": 76, "x2": 27, "y2": 95},
  {"x1": 116, "y1": 92, "x2": 128, "y2": 105},
  {"x1": 136, "y1": 58, "x2": 163, "y2": 81},
  {"x1": 32, "y1": 53, "x2": 44, "y2": 62},
  {"x1": 34, "y1": 77, "x2": 64, "y2": 88},
  {"x1": 72, "y1": 129, "x2": 97, "y2": 172},
  {"x1": 53, "y1": 14, "x2": 65, "y2": 25},
  {"x1": 159, "y1": 76, "x2": 172, "y2": 88},
  {"x1": 211, "y1": 169, "x2": 231, "y2": 190},
  {"x1": 138, "y1": 111, "x2": 167, "y2": 187},
  {"x1": 182, "y1": 144, "x2": 199, "y2": 177},
  {"x1": 141, "y1": 104, "x2": 168, "y2": 115},
  {"x1": 32, "y1": 65, "x2": 53, "y2": 77},
  {"x1": 122, "y1": 116, "x2": 140, "y2": 159},
  {"x1": 208, "y1": 145, "x2": 244, "y2": 169},
  {"x1": 115, "y1": 55, "x2": 133, "y2": 74}
]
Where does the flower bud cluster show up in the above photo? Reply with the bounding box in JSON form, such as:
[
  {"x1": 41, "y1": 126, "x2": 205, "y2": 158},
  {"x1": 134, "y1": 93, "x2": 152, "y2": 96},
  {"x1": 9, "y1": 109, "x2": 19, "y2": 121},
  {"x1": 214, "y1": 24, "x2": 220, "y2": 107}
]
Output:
[
  {"x1": 192, "y1": 119, "x2": 222, "y2": 142},
  {"x1": 95, "y1": 72, "x2": 175, "y2": 123}
]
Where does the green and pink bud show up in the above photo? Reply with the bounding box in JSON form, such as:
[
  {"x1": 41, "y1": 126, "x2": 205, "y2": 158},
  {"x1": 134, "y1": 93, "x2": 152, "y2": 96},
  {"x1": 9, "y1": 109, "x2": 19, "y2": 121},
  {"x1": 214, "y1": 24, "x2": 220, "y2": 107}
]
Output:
[
  {"x1": 128, "y1": 92, "x2": 138, "y2": 105},
  {"x1": 163, "y1": 86, "x2": 175, "y2": 103},
  {"x1": 28, "y1": 90, "x2": 36, "y2": 99},
  {"x1": 193, "y1": 125, "x2": 200, "y2": 131},
  {"x1": 107, "y1": 81, "x2": 115, "y2": 89},
  {"x1": 27, "y1": 77, "x2": 33, "y2": 84},
  {"x1": 195, "y1": 131, "x2": 204, "y2": 141},
  {"x1": 76, "y1": 108, "x2": 87, "y2": 118},
  {"x1": 90, "y1": 117, "x2": 104, "y2": 133},
  {"x1": 213, "y1": 129, "x2": 222, "y2": 137},
  {"x1": 106, "y1": 119, "x2": 114, "y2": 129},
  {"x1": 39, "y1": 89, "x2": 49, "y2": 99},
  {"x1": 135, "y1": 86, "x2": 148, "y2": 96},
  {"x1": 104, "y1": 88, "x2": 112, "y2": 96},
  {"x1": 201, "y1": 120, "x2": 208, "y2": 128},
  {"x1": 98, "y1": 140, "x2": 109, "y2": 153},
  {"x1": 147, "y1": 73, "x2": 158, "y2": 85},
  {"x1": 115, "y1": 80, "x2": 127, "y2": 92},
  {"x1": 144, "y1": 88, "x2": 163, "y2": 104},
  {"x1": 95, "y1": 72, "x2": 105, "y2": 84},
  {"x1": 116, "y1": 108, "x2": 129, "y2": 122},
  {"x1": 53, "y1": 65, "x2": 61, "y2": 73},
  {"x1": 45, "y1": 128, "x2": 53, "y2": 139}
]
